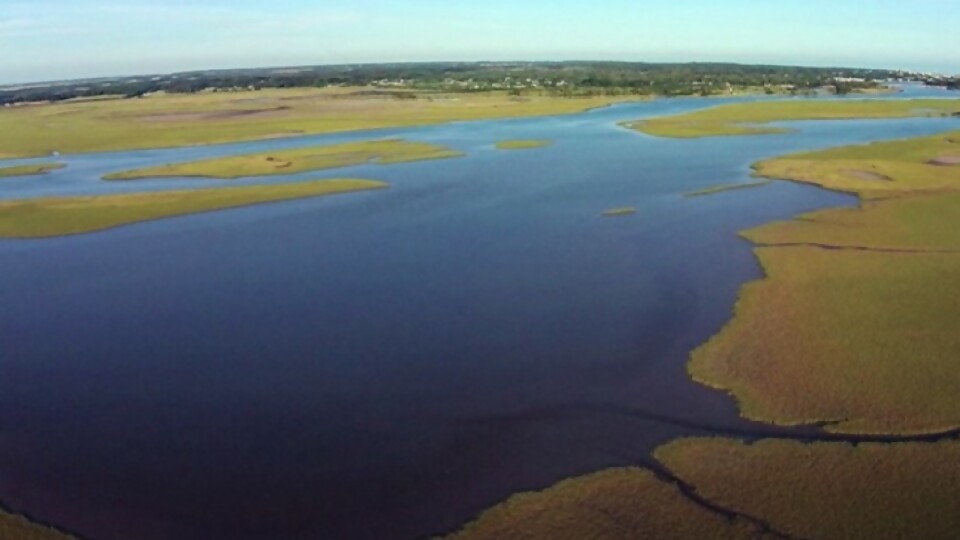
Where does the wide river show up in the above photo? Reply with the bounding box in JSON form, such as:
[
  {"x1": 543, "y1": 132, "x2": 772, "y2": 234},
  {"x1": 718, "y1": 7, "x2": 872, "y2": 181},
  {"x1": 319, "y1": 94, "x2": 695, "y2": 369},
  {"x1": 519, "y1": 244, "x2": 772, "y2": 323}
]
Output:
[{"x1": 0, "y1": 85, "x2": 957, "y2": 540}]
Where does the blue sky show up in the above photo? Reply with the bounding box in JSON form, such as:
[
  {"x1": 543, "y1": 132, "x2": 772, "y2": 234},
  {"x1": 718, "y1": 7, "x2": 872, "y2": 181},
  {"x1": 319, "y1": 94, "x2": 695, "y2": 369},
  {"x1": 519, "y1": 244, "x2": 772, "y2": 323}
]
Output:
[{"x1": 2, "y1": 0, "x2": 958, "y2": 84}]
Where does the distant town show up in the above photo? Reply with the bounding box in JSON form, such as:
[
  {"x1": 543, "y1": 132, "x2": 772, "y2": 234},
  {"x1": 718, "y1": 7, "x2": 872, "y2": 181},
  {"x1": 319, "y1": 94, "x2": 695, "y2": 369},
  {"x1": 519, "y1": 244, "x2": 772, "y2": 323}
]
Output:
[{"x1": 2, "y1": 61, "x2": 956, "y2": 106}]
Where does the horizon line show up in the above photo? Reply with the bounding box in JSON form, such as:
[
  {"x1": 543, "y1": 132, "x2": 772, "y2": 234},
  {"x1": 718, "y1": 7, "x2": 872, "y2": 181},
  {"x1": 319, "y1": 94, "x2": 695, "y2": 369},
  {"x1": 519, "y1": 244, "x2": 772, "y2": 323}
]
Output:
[{"x1": 2, "y1": 58, "x2": 951, "y2": 88}]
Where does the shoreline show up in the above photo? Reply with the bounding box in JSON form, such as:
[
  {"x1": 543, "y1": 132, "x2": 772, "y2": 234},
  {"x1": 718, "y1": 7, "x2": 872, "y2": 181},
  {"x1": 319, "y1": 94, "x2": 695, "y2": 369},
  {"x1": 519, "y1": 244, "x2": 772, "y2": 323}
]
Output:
[{"x1": 447, "y1": 126, "x2": 960, "y2": 538}]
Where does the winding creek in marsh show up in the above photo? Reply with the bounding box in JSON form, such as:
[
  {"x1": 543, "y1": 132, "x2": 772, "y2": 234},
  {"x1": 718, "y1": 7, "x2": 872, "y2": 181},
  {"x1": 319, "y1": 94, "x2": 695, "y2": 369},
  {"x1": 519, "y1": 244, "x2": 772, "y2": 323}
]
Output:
[{"x1": 1, "y1": 85, "x2": 958, "y2": 540}]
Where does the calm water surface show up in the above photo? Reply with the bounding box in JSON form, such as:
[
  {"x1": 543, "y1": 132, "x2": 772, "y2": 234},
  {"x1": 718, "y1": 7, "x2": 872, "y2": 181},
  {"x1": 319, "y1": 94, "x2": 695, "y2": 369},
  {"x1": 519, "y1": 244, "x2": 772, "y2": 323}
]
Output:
[{"x1": 0, "y1": 87, "x2": 958, "y2": 540}]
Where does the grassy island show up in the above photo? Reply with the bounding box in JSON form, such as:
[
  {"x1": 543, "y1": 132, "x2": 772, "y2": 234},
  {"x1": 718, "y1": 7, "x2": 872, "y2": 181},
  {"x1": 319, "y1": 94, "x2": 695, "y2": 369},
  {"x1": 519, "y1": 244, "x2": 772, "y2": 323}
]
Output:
[
  {"x1": 626, "y1": 99, "x2": 960, "y2": 138},
  {"x1": 0, "y1": 179, "x2": 386, "y2": 238},
  {"x1": 0, "y1": 88, "x2": 630, "y2": 159},
  {"x1": 0, "y1": 509, "x2": 76, "y2": 540},
  {"x1": 602, "y1": 207, "x2": 637, "y2": 217},
  {"x1": 494, "y1": 139, "x2": 553, "y2": 150},
  {"x1": 104, "y1": 139, "x2": 462, "y2": 180},
  {"x1": 0, "y1": 163, "x2": 65, "y2": 178}
]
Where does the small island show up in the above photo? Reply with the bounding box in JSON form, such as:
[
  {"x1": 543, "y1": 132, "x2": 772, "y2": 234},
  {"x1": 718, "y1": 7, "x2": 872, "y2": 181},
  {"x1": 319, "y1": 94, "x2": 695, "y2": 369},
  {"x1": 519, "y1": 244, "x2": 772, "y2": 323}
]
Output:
[
  {"x1": 0, "y1": 163, "x2": 66, "y2": 178},
  {"x1": 103, "y1": 139, "x2": 463, "y2": 181},
  {"x1": 495, "y1": 139, "x2": 553, "y2": 150},
  {"x1": 683, "y1": 180, "x2": 771, "y2": 197}
]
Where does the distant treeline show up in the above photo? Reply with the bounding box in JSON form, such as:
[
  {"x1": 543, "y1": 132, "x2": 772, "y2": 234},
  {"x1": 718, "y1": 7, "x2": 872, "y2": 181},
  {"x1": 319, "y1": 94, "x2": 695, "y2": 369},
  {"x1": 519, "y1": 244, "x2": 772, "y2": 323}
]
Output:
[{"x1": 0, "y1": 61, "x2": 915, "y2": 105}]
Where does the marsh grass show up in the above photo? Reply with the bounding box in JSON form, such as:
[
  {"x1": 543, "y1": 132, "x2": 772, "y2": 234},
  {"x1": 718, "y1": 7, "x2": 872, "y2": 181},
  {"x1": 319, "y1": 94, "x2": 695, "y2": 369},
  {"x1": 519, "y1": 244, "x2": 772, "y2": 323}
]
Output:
[
  {"x1": 0, "y1": 510, "x2": 76, "y2": 540},
  {"x1": 0, "y1": 88, "x2": 630, "y2": 158},
  {"x1": 658, "y1": 438, "x2": 960, "y2": 540},
  {"x1": 744, "y1": 191, "x2": 960, "y2": 250},
  {"x1": 690, "y1": 246, "x2": 960, "y2": 434},
  {"x1": 0, "y1": 179, "x2": 387, "y2": 238},
  {"x1": 451, "y1": 435, "x2": 960, "y2": 540},
  {"x1": 0, "y1": 163, "x2": 65, "y2": 178},
  {"x1": 753, "y1": 130, "x2": 960, "y2": 199},
  {"x1": 692, "y1": 129, "x2": 960, "y2": 434},
  {"x1": 445, "y1": 467, "x2": 773, "y2": 540},
  {"x1": 627, "y1": 99, "x2": 960, "y2": 138},
  {"x1": 104, "y1": 139, "x2": 462, "y2": 180},
  {"x1": 494, "y1": 139, "x2": 553, "y2": 150}
]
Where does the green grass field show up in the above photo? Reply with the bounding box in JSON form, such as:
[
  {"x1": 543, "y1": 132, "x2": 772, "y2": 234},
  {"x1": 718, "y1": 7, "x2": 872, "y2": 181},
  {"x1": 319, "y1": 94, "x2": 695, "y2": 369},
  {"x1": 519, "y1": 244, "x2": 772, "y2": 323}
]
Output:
[
  {"x1": 0, "y1": 179, "x2": 386, "y2": 238},
  {"x1": 494, "y1": 139, "x2": 553, "y2": 150},
  {"x1": 0, "y1": 163, "x2": 65, "y2": 178},
  {"x1": 103, "y1": 139, "x2": 462, "y2": 180},
  {"x1": 690, "y1": 129, "x2": 960, "y2": 434},
  {"x1": 0, "y1": 510, "x2": 76, "y2": 540},
  {"x1": 0, "y1": 88, "x2": 631, "y2": 158},
  {"x1": 445, "y1": 466, "x2": 774, "y2": 540},
  {"x1": 659, "y1": 438, "x2": 960, "y2": 540},
  {"x1": 625, "y1": 99, "x2": 960, "y2": 138}
]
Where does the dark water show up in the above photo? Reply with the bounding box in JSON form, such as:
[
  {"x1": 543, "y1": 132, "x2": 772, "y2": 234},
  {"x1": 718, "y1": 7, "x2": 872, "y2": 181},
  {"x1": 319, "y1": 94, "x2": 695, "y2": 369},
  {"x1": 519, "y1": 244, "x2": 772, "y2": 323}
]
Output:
[{"x1": 0, "y1": 88, "x2": 958, "y2": 540}]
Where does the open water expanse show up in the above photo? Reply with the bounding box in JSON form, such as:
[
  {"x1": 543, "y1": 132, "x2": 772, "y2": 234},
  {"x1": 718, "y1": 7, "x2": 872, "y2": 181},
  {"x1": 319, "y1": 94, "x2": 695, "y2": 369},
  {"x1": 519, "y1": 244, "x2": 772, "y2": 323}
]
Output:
[{"x1": 0, "y1": 85, "x2": 957, "y2": 540}]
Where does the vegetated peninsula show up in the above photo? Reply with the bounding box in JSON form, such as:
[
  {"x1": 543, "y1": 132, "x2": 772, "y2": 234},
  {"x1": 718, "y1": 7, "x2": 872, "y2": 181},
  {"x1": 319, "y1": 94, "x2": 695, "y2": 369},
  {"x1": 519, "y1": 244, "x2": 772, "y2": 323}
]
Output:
[
  {"x1": 104, "y1": 139, "x2": 462, "y2": 180},
  {"x1": 0, "y1": 163, "x2": 65, "y2": 178},
  {"x1": 625, "y1": 99, "x2": 960, "y2": 138},
  {"x1": 692, "y1": 130, "x2": 960, "y2": 435},
  {"x1": 0, "y1": 179, "x2": 387, "y2": 238}
]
